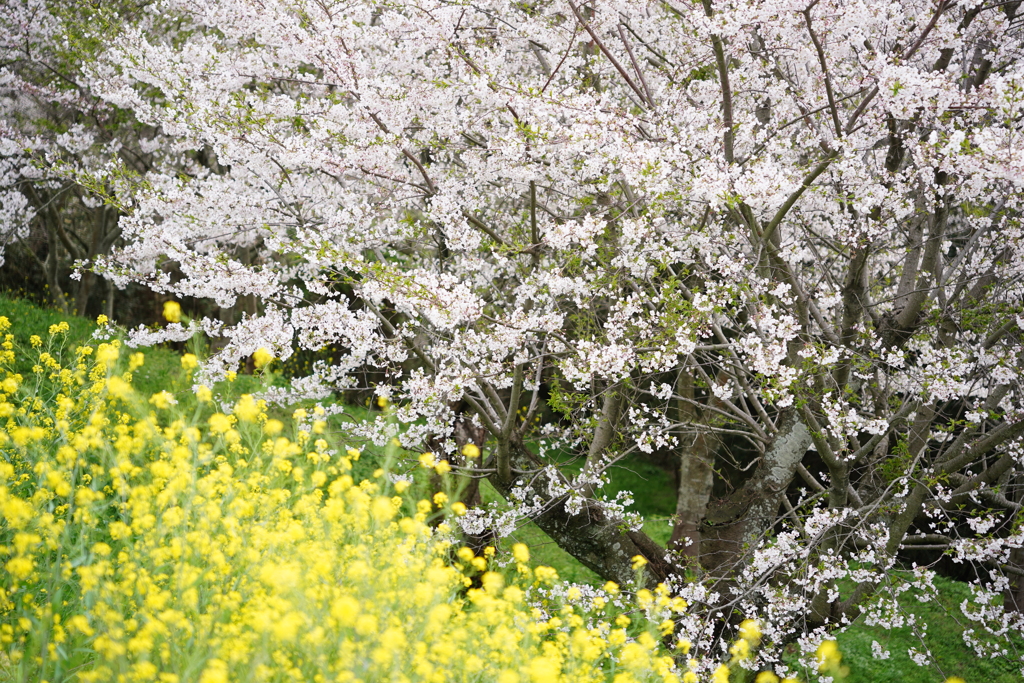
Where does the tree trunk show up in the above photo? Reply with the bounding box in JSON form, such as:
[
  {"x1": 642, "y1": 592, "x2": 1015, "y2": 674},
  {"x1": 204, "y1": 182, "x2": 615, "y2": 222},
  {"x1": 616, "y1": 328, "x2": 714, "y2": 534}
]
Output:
[
  {"x1": 104, "y1": 277, "x2": 115, "y2": 320},
  {"x1": 1003, "y1": 474, "x2": 1024, "y2": 613},
  {"x1": 671, "y1": 443, "x2": 714, "y2": 562},
  {"x1": 42, "y1": 223, "x2": 69, "y2": 315},
  {"x1": 700, "y1": 410, "x2": 811, "y2": 575},
  {"x1": 489, "y1": 440, "x2": 677, "y2": 587},
  {"x1": 670, "y1": 370, "x2": 717, "y2": 563},
  {"x1": 1004, "y1": 545, "x2": 1024, "y2": 613}
]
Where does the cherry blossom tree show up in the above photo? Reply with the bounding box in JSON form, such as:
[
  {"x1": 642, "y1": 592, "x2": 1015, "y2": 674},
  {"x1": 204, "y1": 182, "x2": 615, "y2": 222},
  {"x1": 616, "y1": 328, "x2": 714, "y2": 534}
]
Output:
[
  {"x1": 1, "y1": 1, "x2": 190, "y2": 316},
  {"x1": 52, "y1": 0, "x2": 1024, "y2": 672}
]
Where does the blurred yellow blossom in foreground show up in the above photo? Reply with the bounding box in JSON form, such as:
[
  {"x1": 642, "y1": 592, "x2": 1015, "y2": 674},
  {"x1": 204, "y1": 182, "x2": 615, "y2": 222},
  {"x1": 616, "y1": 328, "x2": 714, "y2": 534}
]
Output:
[
  {"x1": 162, "y1": 301, "x2": 182, "y2": 323},
  {"x1": 0, "y1": 322, "x2": 723, "y2": 683},
  {"x1": 253, "y1": 347, "x2": 274, "y2": 369}
]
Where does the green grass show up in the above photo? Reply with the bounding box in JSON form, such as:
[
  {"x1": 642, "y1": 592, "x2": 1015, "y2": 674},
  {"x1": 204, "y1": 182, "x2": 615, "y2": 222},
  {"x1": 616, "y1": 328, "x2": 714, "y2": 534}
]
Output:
[
  {"x1": 599, "y1": 454, "x2": 677, "y2": 547},
  {"x1": 834, "y1": 573, "x2": 1022, "y2": 683},
  {"x1": 470, "y1": 448, "x2": 681, "y2": 586},
  {"x1": 1, "y1": 293, "x2": 101, "y2": 375},
  {"x1": 0, "y1": 292, "x2": 185, "y2": 397},
  {"x1": 477, "y1": 477, "x2": 603, "y2": 585}
]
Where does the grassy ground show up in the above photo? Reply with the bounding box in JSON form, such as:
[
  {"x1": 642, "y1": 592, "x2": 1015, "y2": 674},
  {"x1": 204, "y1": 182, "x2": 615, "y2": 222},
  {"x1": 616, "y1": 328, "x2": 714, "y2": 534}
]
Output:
[
  {"x1": 833, "y1": 573, "x2": 1022, "y2": 683},
  {"x1": 480, "y1": 458, "x2": 1023, "y2": 683},
  {"x1": 474, "y1": 449, "x2": 680, "y2": 586},
  {"x1": 3, "y1": 293, "x2": 1021, "y2": 682},
  {"x1": 0, "y1": 292, "x2": 185, "y2": 397}
]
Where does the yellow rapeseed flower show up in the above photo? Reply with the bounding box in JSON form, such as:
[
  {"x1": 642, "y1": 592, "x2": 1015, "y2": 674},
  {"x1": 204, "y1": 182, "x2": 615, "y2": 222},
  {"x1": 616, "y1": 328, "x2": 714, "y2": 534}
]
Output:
[
  {"x1": 181, "y1": 353, "x2": 198, "y2": 371},
  {"x1": 233, "y1": 394, "x2": 261, "y2": 422},
  {"x1": 95, "y1": 342, "x2": 119, "y2": 367},
  {"x1": 739, "y1": 618, "x2": 761, "y2": 642},
  {"x1": 2, "y1": 375, "x2": 20, "y2": 394},
  {"x1": 5, "y1": 556, "x2": 34, "y2": 580},
  {"x1": 527, "y1": 655, "x2": 561, "y2": 682},
  {"x1": 534, "y1": 566, "x2": 559, "y2": 584},
  {"x1": 197, "y1": 658, "x2": 228, "y2": 683},
  {"x1": 253, "y1": 347, "x2": 274, "y2": 369},
  {"x1": 512, "y1": 543, "x2": 530, "y2": 564},
  {"x1": 816, "y1": 640, "x2": 840, "y2": 672},
  {"x1": 729, "y1": 637, "x2": 751, "y2": 661},
  {"x1": 208, "y1": 413, "x2": 233, "y2": 434},
  {"x1": 149, "y1": 391, "x2": 176, "y2": 409},
  {"x1": 481, "y1": 571, "x2": 503, "y2": 596},
  {"x1": 372, "y1": 496, "x2": 398, "y2": 523},
  {"x1": 163, "y1": 301, "x2": 182, "y2": 322},
  {"x1": 0, "y1": 321, "x2": 705, "y2": 683}
]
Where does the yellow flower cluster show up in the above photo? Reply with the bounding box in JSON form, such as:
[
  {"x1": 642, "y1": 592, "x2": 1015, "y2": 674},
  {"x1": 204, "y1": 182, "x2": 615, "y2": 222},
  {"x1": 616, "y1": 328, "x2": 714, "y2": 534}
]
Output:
[
  {"x1": 0, "y1": 320, "x2": 685, "y2": 683},
  {"x1": 815, "y1": 640, "x2": 849, "y2": 679},
  {"x1": 162, "y1": 301, "x2": 182, "y2": 323},
  {"x1": 253, "y1": 347, "x2": 275, "y2": 369}
]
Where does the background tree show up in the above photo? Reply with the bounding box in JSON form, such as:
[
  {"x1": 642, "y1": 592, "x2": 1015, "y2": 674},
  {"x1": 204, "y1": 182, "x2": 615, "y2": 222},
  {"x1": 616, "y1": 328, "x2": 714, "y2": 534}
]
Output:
[
  {"x1": 1, "y1": 0, "x2": 217, "y2": 323},
  {"x1": 53, "y1": 0, "x2": 1024, "y2": 672}
]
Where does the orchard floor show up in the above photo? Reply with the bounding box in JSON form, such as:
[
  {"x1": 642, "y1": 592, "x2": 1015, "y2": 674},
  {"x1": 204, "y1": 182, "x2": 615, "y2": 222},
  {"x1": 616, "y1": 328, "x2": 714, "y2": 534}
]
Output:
[{"x1": 1, "y1": 292, "x2": 1021, "y2": 683}]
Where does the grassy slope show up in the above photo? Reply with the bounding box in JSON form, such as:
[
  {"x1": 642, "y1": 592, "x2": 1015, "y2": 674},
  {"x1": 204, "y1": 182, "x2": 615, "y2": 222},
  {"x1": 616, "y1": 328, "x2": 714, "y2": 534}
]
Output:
[
  {"x1": 476, "y1": 451, "x2": 679, "y2": 586},
  {"x1": 834, "y1": 573, "x2": 1022, "y2": 683},
  {"x1": 0, "y1": 293, "x2": 184, "y2": 397},
  {"x1": 3, "y1": 294, "x2": 1020, "y2": 681}
]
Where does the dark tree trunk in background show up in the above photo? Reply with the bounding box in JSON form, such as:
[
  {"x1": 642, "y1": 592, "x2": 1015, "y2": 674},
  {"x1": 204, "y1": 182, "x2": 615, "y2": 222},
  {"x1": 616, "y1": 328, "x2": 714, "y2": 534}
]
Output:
[{"x1": 488, "y1": 440, "x2": 677, "y2": 587}]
